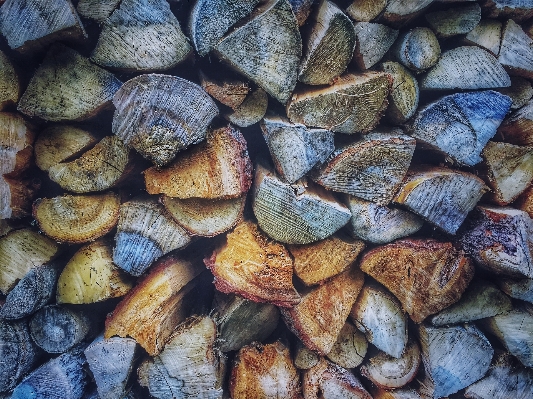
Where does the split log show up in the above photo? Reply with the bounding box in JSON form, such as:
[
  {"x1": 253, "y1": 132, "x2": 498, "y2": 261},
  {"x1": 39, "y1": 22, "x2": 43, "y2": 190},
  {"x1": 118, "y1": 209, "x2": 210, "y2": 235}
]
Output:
[
  {"x1": 496, "y1": 76, "x2": 533, "y2": 110},
  {"x1": 425, "y1": 3, "x2": 481, "y2": 38},
  {"x1": 252, "y1": 162, "x2": 351, "y2": 244},
  {"x1": 230, "y1": 341, "x2": 300, "y2": 399},
  {"x1": 286, "y1": 72, "x2": 392, "y2": 134},
  {"x1": 33, "y1": 192, "x2": 120, "y2": 244},
  {"x1": 0, "y1": 228, "x2": 59, "y2": 295},
  {"x1": 345, "y1": 196, "x2": 423, "y2": 244},
  {"x1": 112, "y1": 74, "x2": 218, "y2": 167},
  {"x1": 76, "y1": 0, "x2": 121, "y2": 21},
  {"x1": 420, "y1": 46, "x2": 511, "y2": 90},
  {"x1": 144, "y1": 125, "x2": 252, "y2": 199},
  {"x1": 212, "y1": 292, "x2": 280, "y2": 352},
  {"x1": 113, "y1": 197, "x2": 191, "y2": 276},
  {"x1": 497, "y1": 98, "x2": 533, "y2": 146},
  {"x1": 214, "y1": 0, "x2": 302, "y2": 104},
  {"x1": 516, "y1": 185, "x2": 533, "y2": 218},
  {"x1": 379, "y1": 0, "x2": 434, "y2": 27},
  {"x1": 346, "y1": 0, "x2": 386, "y2": 22},
  {"x1": 379, "y1": 62, "x2": 419, "y2": 124},
  {"x1": 281, "y1": 266, "x2": 364, "y2": 355},
  {"x1": 360, "y1": 239, "x2": 475, "y2": 323},
  {"x1": 464, "y1": 19, "x2": 502, "y2": 56},
  {"x1": 84, "y1": 335, "x2": 138, "y2": 399},
  {"x1": 498, "y1": 19, "x2": 533, "y2": 79},
  {"x1": 0, "y1": 0, "x2": 87, "y2": 53},
  {"x1": 137, "y1": 357, "x2": 184, "y2": 399},
  {"x1": 408, "y1": 90, "x2": 511, "y2": 166},
  {"x1": 459, "y1": 206, "x2": 533, "y2": 278},
  {"x1": 287, "y1": 232, "x2": 365, "y2": 286},
  {"x1": 311, "y1": 132, "x2": 416, "y2": 205},
  {"x1": 393, "y1": 166, "x2": 488, "y2": 234},
  {"x1": 480, "y1": 0, "x2": 533, "y2": 22},
  {"x1": 18, "y1": 44, "x2": 121, "y2": 121},
  {"x1": 499, "y1": 277, "x2": 533, "y2": 303},
  {"x1": 390, "y1": 27, "x2": 441, "y2": 72},
  {"x1": 352, "y1": 22, "x2": 398, "y2": 70},
  {"x1": 56, "y1": 239, "x2": 133, "y2": 304},
  {"x1": 294, "y1": 339, "x2": 320, "y2": 369},
  {"x1": 417, "y1": 323, "x2": 493, "y2": 399},
  {"x1": 360, "y1": 339, "x2": 421, "y2": 389},
  {"x1": 199, "y1": 71, "x2": 249, "y2": 110},
  {"x1": 288, "y1": 0, "x2": 315, "y2": 25},
  {"x1": 224, "y1": 87, "x2": 268, "y2": 127},
  {"x1": 0, "y1": 50, "x2": 19, "y2": 109},
  {"x1": 298, "y1": 0, "x2": 356, "y2": 85},
  {"x1": 0, "y1": 175, "x2": 39, "y2": 220},
  {"x1": 204, "y1": 220, "x2": 301, "y2": 307},
  {"x1": 326, "y1": 321, "x2": 367, "y2": 369},
  {"x1": 370, "y1": 387, "x2": 422, "y2": 399}
]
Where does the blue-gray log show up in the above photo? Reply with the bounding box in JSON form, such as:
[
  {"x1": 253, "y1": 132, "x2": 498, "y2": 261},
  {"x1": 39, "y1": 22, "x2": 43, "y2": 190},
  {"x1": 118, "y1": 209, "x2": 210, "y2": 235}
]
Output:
[
  {"x1": 425, "y1": 3, "x2": 481, "y2": 38},
  {"x1": 390, "y1": 27, "x2": 440, "y2": 72}
]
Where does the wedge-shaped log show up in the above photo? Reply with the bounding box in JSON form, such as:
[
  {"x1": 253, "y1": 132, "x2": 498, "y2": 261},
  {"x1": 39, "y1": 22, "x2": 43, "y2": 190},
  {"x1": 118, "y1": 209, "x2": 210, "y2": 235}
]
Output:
[
  {"x1": 326, "y1": 321, "x2": 367, "y2": 369},
  {"x1": 224, "y1": 87, "x2": 268, "y2": 127},
  {"x1": 351, "y1": 283, "x2": 407, "y2": 358},
  {"x1": 295, "y1": 340, "x2": 320, "y2": 370},
  {"x1": 0, "y1": 50, "x2": 19, "y2": 109},
  {"x1": 311, "y1": 132, "x2": 416, "y2": 205},
  {"x1": 0, "y1": 0, "x2": 86, "y2": 53},
  {"x1": 346, "y1": 0, "x2": 386, "y2": 22},
  {"x1": 214, "y1": 0, "x2": 301, "y2": 104},
  {"x1": 105, "y1": 254, "x2": 205, "y2": 356},
  {"x1": 498, "y1": 98, "x2": 533, "y2": 146},
  {"x1": 353, "y1": 22, "x2": 398, "y2": 70},
  {"x1": 499, "y1": 277, "x2": 533, "y2": 303},
  {"x1": 230, "y1": 341, "x2": 300, "y2": 399},
  {"x1": 85, "y1": 335, "x2": 137, "y2": 399},
  {"x1": 113, "y1": 74, "x2": 218, "y2": 167},
  {"x1": 213, "y1": 292, "x2": 280, "y2": 352},
  {"x1": 281, "y1": 266, "x2": 364, "y2": 354},
  {"x1": 298, "y1": 0, "x2": 356, "y2": 85},
  {"x1": 0, "y1": 174, "x2": 39, "y2": 220},
  {"x1": 138, "y1": 357, "x2": 183, "y2": 399},
  {"x1": 18, "y1": 44, "x2": 121, "y2": 121},
  {"x1": 252, "y1": 162, "x2": 351, "y2": 244},
  {"x1": 420, "y1": 46, "x2": 510, "y2": 90},
  {"x1": 199, "y1": 71, "x2": 249, "y2": 110},
  {"x1": 499, "y1": 19, "x2": 533, "y2": 79},
  {"x1": 417, "y1": 323, "x2": 493, "y2": 399},
  {"x1": 464, "y1": 19, "x2": 502, "y2": 56},
  {"x1": 33, "y1": 192, "x2": 120, "y2": 244},
  {"x1": 390, "y1": 27, "x2": 440, "y2": 72},
  {"x1": 360, "y1": 239, "x2": 475, "y2": 323},
  {"x1": 145, "y1": 125, "x2": 252, "y2": 199},
  {"x1": 370, "y1": 387, "x2": 422, "y2": 399},
  {"x1": 425, "y1": 3, "x2": 481, "y2": 38},
  {"x1": 261, "y1": 114, "x2": 334, "y2": 184},
  {"x1": 289, "y1": 0, "x2": 314, "y2": 25},
  {"x1": 481, "y1": 0, "x2": 533, "y2": 21},
  {"x1": 460, "y1": 206, "x2": 533, "y2": 278},
  {"x1": 76, "y1": 0, "x2": 121, "y2": 21},
  {"x1": 408, "y1": 91, "x2": 511, "y2": 166},
  {"x1": 360, "y1": 339, "x2": 421, "y2": 390},
  {"x1": 205, "y1": 220, "x2": 300, "y2": 307},
  {"x1": 0, "y1": 228, "x2": 59, "y2": 295},
  {"x1": 57, "y1": 240, "x2": 133, "y2": 304},
  {"x1": 288, "y1": 232, "x2": 365, "y2": 286},
  {"x1": 497, "y1": 76, "x2": 533, "y2": 110},
  {"x1": 113, "y1": 197, "x2": 191, "y2": 276},
  {"x1": 379, "y1": 62, "x2": 419, "y2": 124},
  {"x1": 287, "y1": 72, "x2": 391, "y2": 133},
  {"x1": 379, "y1": 0, "x2": 434, "y2": 27},
  {"x1": 393, "y1": 166, "x2": 488, "y2": 234}
]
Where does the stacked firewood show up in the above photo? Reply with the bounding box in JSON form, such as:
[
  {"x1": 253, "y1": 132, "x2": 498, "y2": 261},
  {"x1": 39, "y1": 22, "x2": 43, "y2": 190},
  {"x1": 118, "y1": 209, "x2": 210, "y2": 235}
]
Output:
[{"x1": 1, "y1": 0, "x2": 533, "y2": 398}]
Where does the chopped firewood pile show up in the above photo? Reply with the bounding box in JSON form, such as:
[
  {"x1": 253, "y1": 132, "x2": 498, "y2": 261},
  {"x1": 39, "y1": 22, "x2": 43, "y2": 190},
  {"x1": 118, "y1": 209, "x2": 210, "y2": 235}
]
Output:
[{"x1": 1, "y1": 0, "x2": 533, "y2": 398}]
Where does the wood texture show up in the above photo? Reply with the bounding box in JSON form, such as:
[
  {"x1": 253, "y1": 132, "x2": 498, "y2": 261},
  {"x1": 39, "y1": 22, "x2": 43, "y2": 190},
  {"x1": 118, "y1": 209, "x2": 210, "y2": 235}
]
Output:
[
  {"x1": 380, "y1": 0, "x2": 434, "y2": 27},
  {"x1": 294, "y1": 339, "x2": 320, "y2": 370},
  {"x1": 497, "y1": 97, "x2": 533, "y2": 146},
  {"x1": 498, "y1": 19, "x2": 533, "y2": 79},
  {"x1": 496, "y1": 76, "x2": 533, "y2": 109},
  {"x1": 326, "y1": 321, "x2": 367, "y2": 369},
  {"x1": 346, "y1": 0, "x2": 386, "y2": 22},
  {"x1": 517, "y1": 185, "x2": 533, "y2": 218},
  {"x1": 353, "y1": 22, "x2": 398, "y2": 70},
  {"x1": 370, "y1": 387, "x2": 422, "y2": 399},
  {"x1": 425, "y1": 3, "x2": 481, "y2": 38},
  {"x1": 390, "y1": 27, "x2": 440, "y2": 72},
  {"x1": 464, "y1": 19, "x2": 502, "y2": 55},
  {"x1": 224, "y1": 87, "x2": 268, "y2": 127},
  {"x1": 289, "y1": 0, "x2": 315, "y2": 25},
  {"x1": 76, "y1": 0, "x2": 121, "y2": 21},
  {"x1": 499, "y1": 277, "x2": 533, "y2": 304},
  {"x1": 199, "y1": 71, "x2": 249, "y2": 110},
  {"x1": 0, "y1": 50, "x2": 19, "y2": 109},
  {"x1": 379, "y1": 62, "x2": 419, "y2": 124},
  {"x1": 480, "y1": 0, "x2": 533, "y2": 22}
]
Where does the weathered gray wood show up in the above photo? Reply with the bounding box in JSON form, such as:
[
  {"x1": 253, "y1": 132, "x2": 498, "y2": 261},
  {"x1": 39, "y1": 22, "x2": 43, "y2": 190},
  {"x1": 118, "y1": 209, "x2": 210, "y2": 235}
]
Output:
[
  {"x1": 380, "y1": 0, "x2": 434, "y2": 27},
  {"x1": 425, "y1": 3, "x2": 481, "y2": 38},
  {"x1": 326, "y1": 321, "x2": 367, "y2": 369},
  {"x1": 224, "y1": 87, "x2": 268, "y2": 127},
  {"x1": 214, "y1": 0, "x2": 301, "y2": 104},
  {"x1": 379, "y1": 62, "x2": 419, "y2": 124},
  {"x1": 76, "y1": 0, "x2": 121, "y2": 21},
  {"x1": 294, "y1": 339, "x2": 320, "y2": 369},
  {"x1": 496, "y1": 76, "x2": 533, "y2": 110},
  {"x1": 346, "y1": 0, "x2": 386, "y2": 22},
  {"x1": 138, "y1": 357, "x2": 183, "y2": 399},
  {"x1": 498, "y1": 97, "x2": 533, "y2": 146},
  {"x1": 499, "y1": 19, "x2": 533, "y2": 79},
  {"x1": 498, "y1": 277, "x2": 533, "y2": 304},
  {"x1": 480, "y1": 0, "x2": 533, "y2": 22},
  {"x1": 0, "y1": 50, "x2": 19, "y2": 110},
  {"x1": 464, "y1": 19, "x2": 502, "y2": 55},
  {"x1": 417, "y1": 323, "x2": 493, "y2": 398},
  {"x1": 390, "y1": 27, "x2": 440, "y2": 72},
  {"x1": 353, "y1": 22, "x2": 398, "y2": 70},
  {"x1": 288, "y1": 0, "x2": 315, "y2": 25}
]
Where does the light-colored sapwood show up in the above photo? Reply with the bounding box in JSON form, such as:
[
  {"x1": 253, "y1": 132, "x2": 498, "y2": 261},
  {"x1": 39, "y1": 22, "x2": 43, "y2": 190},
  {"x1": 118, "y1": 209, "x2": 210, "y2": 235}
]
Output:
[
  {"x1": 498, "y1": 19, "x2": 533, "y2": 79},
  {"x1": 224, "y1": 87, "x2": 268, "y2": 127},
  {"x1": 425, "y1": 3, "x2": 481, "y2": 38},
  {"x1": 346, "y1": 0, "x2": 386, "y2": 22},
  {"x1": 496, "y1": 76, "x2": 533, "y2": 109},
  {"x1": 0, "y1": 50, "x2": 19, "y2": 109},
  {"x1": 498, "y1": 97, "x2": 533, "y2": 146},
  {"x1": 294, "y1": 340, "x2": 320, "y2": 370},
  {"x1": 199, "y1": 71, "x2": 249, "y2": 110},
  {"x1": 353, "y1": 22, "x2": 398, "y2": 70},
  {"x1": 379, "y1": 0, "x2": 434, "y2": 27},
  {"x1": 379, "y1": 62, "x2": 419, "y2": 124},
  {"x1": 499, "y1": 277, "x2": 533, "y2": 303},
  {"x1": 76, "y1": 0, "x2": 121, "y2": 21},
  {"x1": 464, "y1": 19, "x2": 502, "y2": 55},
  {"x1": 390, "y1": 27, "x2": 440, "y2": 72},
  {"x1": 326, "y1": 321, "x2": 368, "y2": 369}
]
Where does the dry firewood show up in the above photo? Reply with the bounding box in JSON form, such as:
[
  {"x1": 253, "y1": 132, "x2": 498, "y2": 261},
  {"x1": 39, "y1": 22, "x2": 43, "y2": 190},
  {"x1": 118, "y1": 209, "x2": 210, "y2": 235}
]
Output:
[
  {"x1": 360, "y1": 239, "x2": 475, "y2": 323},
  {"x1": 0, "y1": 228, "x2": 59, "y2": 295},
  {"x1": 326, "y1": 321, "x2": 367, "y2": 369},
  {"x1": 138, "y1": 357, "x2": 182, "y2": 399},
  {"x1": 379, "y1": 0, "x2": 434, "y2": 27},
  {"x1": 464, "y1": 351, "x2": 533, "y2": 399},
  {"x1": 29, "y1": 305, "x2": 90, "y2": 353},
  {"x1": 287, "y1": 232, "x2": 365, "y2": 286},
  {"x1": 0, "y1": 50, "x2": 19, "y2": 110},
  {"x1": 76, "y1": 0, "x2": 121, "y2": 21},
  {"x1": 85, "y1": 335, "x2": 138, "y2": 399},
  {"x1": 252, "y1": 162, "x2": 351, "y2": 244},
  {"x1": 360, "y1": 339, "x2": 421, "y2": 390},
  {"x1": 393, "y1": 166, "x2": 488, "y2": 234},
  {"x1": 498, "y1": 19, "x2": 533, "y2": 79},
  {"x1": 390, "y1": 27, "x2": 441, "y2": 72},
  {"x1": 205, "y1": 220, "x2": 300, "y2": 307},
  {"x1": 287, "y1": 72, "x2": 391, "y2": 133},
  {"x1": 18, "y1": 44, "x2": 121, "y2": 121},
  {"x1": 303, "y1": 358, "x2": 372, "y2": 399},
  {"x1": 353, "y1": 22, "x2": 399, "y2": 71},
  {"x1": 516, "y1": 185, "x2": 533, "y2": 218},
  {"x1": 144, "y1": 125, "x2": 252, "y2": 199},
  {"x1": 498, "y1": 98, "x2": 533, "y2": 146},
  {"x1": 224, "y1": 87, "x2": 268, "y2": 127},
  {"x1": 425, "y1": 3, "x2": 481, "y2": 38},
  {"x1": 311, "y1": 132, "x2": 416, "y2": 205},
  {"x1": 298, "y1": 0, "x2": 356, "y2": 85},
  {"x1": 346, "y1": 0, "x2": 386, "y2": 22},
  {"x1": 0, "y1": 176, "x2": 40, "y2": 220},
  {"x1": 0, "y1": 263, "x2": 57, "y2": 320},
  {"x1": 480, "y1": 0, "x2": 533, "y2": 22},
  {"x1": 0, "y1": 319, "x2": 41, "y2": 392},
  {"x1": 464, "y1": 19, "x2": 502, "y2": 56},
  {"x1": 104, "y1": 254, "x2": 206, "y2": 356},
  {"x1": 91, "y1": 0, "x2": 191, "y2": 71},
  {"x1": 281, "y1": 266, "x2": 364, "y2": 355},
  {"x1": 429, "y1": 280, "x2": 512, "y2": 326},
  {"x1": 199, "y1": 71, "x2": 249, "y2": 110},
  {"x1": 498, "y1": 277, "x2": 533, "y2": 303},
  {"x1": 33, "y1": 192, "x2": 120, "y2": 244},
  {"x1": 56, "y1": 239, "x2": 133, "y2": 304},
  {"x1": 496, "y1": 76, "x2": 533, "y2": 110},
  {"x1": 212, "y1": 292, "x2": 280, "y2": 352},
  {"x1": 294, "y1": 339, "x2": 320, "y2": 369},
  {"x1": 459, "y1": 206, "x2": 533, "y2": 278},
  {"x1": 350, "y1": 282, "x2": 407, "y2": 358},
  {"x1": 479, "y1": 303, "x2": 533, "y2": 367},
  {"x1": 230, "y1": 341, "x2": 300, "y2": 399},
  {"x1": 345, "y1": 196, "x2": 423, "y2": 244},
  {"x1": 0, "y1": 0, "x2": 86, "y2": 53},
  {"x1": 420, "y1": 46, "x2": 510, "y2": 90},
  {"x1": 214, "y1": 0, "x2": 301, "y2": 104},
  {"x1": 189, "y1": 0, "x2": 261, "y2": 56},
  {"x1": 370, "y1": 387, "x2": 422, "y2": 399},
  {"x1": 408, "y1": 91, "x2": 512, "y2": 166},
  {"x1": 379, "y1": 62, "x2": 419, "y2": 124},
  {"x1": 417, "y1": 323, "x2": 493, "y2": 399},
  {"x1": 289, "y1": 0, "x2": 315, "y2": 25}
]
